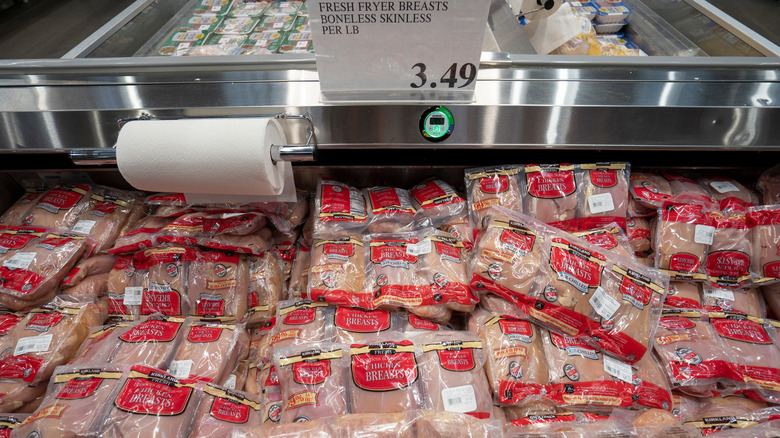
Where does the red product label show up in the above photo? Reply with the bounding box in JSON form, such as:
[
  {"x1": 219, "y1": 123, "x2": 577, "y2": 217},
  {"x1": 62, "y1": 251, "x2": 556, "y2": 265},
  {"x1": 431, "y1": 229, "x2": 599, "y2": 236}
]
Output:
[
  {"x1": 434, "y1": 241, "x2": 461, "y2": 262},
  {"x1": 412, "y1": 180, "x2": 446, "y2": 203},
  {"x1": 497, "y1": 380, "x2": 544, "y2": 404},
  {"x1": 582, "y1": 231, "x2": 618, "y2": 250},
  {"x1": 711, "y1": 318, "x2": 772, "y2": 344},
  {"x1": 370, "y1": 241, "x2": 417, "y2": 265},
  {"x1": 669, "y1": 253, "x2": 701, "y2": 273},
  {"x1": 664, "y1": 295, "x2": 701, "y2": 309},
  {"x1": 265, "y1": 365, "x2": 279, "y2": 387},
  {"x1": 108, "y1": 296, "x2": 128, "y2": 315},
  {"x1": 480, "y1": 175, "x2": 509, "y2": 194},
  {"x1": 589, "y1": 169, "x2": 617, "y2": 188},
  {"x1": 368, "y1": 188, "x2": 410, "y2": 212},
  {"x1": 0, "y1": 314, "x2": 21, "y2": 336},
  {"x1": 511, "y1": 413, "x2": 576, "y2": 426},
  {"x1": 57, "y1": 377, "x2": 102, "y2": 400},
  {"x1": 500, "y1": 230, "x2": 535, "y2": 253},
  {"x1": 550, "y1": 332, "x2": 593, "y2": 350},
  {"x1": 0, "y1": 355, "x2": 45, "y2": 383},
  {"x1": 210, "y1": 396, "x2": 251, "y2": 423},
  {"x1": 632, "y1": 186, "x2": 672, "y2": 202},
  {"x1": 292, "y1": 360, "x2": 330, "y2": 385},
  {"x1": 93, "y1": 201, "x2": 119, "y2": 216},
  {"x1": 140, "y1": 290, "x2": 182, "y2": 316},
  {"x1": 499, "y1": 319, "x2": 532, "y2": 338},
  {"x1": 39, "y1": 236, "x2": 73, "y2": 247},
  {"x1": 740, "y1": 365, "x2": 780, "y2": 391},
  {"x1": 146, "y1": 193, "x2": 187, "y2": 203},
  {"x1": 620, "y1": 277, "x2": 652, "y2": 307},
  {"x1": 526, "y1": 167, "x2": 576, "y2": 198},
  {"x1": 764, "y1": 261, "x2": 780, "y2": 279},
  {"x1": 187, "y1": 326, "x2": 222, "y2": 343},
  {"x1": 202, "y1": 215, "x2": 258, "y2": 234},
  {"x1": 706, "y1": 250, "x2": 749, "y2": 280},
  {"x1": 660, "y1": 317, "x2": 696, "y2": 330},
  {"x1": 549, "y1": 243, "x2": 604, "y2": 291},
  {"x1": 628, "y1": 228, "x2": 651, "y2": 241},
  {"x1": 114, "y1": 377, "x2": 193, "y2": 415},
  {"x1": 0, "y1": 233, "x2": 35, "y2": 251},
  {"x1": 27, "y1": 312, "x2": 65, "y2": 331},
  {"x1": 436, "y1": 348, "x2": 476, "y2": 372},
  {"x1": 334, "y1": 307, "x2": 391, "y2": 333},
  {"x1": 0, "y1": 267, "x2": 46, "y2": 294},
  {"x1": 661, "y1": 203, "x2": 708, "y2": 224},
  {"x1": 668, "y1": 360, "x2": 742, "y2": 382},
  {"x1": 284, "y1": 308, "x2": 315, "y2": 325},
  {"x1": 408, "y1": 314, "x2": 438, "y2": 330},
  {"x1": 119, "y1": 319, "x2": 182, "y2": 343},
  {"x1": 196, "y1": 298, "x2": 225, "y2": 317},
  {"x1": 38, "y1": 186, "x2": 85, "y2": 212},
  {"x1": 324, "y1": 242, "x2": 354, "y2": 259},
  {"x1": 351, "y1": 341, "x2": 418, "y2": 391},
  {"x1": 746, "y1": 208, "x2": 780, "y2": 227},
  {"x1": 543, "y1": 380, "x2": 631, "y2": 407},
  {"x1": 321, "y1": 182, "x2": 353, "y2": 214}
]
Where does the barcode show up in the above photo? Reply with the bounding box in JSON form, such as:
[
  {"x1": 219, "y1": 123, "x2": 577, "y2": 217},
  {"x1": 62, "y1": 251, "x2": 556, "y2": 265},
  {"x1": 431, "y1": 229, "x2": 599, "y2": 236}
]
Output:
[
  {"x1": 448, "y1": 397, "x2": 462, "y2": 405},
  {"x1": 72, "y1": 220, "x2": 96, "y2": 234}
]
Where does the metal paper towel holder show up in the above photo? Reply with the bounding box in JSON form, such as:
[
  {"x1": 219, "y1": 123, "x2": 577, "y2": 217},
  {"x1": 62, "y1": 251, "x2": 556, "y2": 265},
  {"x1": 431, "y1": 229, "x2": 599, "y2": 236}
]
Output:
[{"x1": 69, "y1": 113, "x2": 317, "y2": 166}]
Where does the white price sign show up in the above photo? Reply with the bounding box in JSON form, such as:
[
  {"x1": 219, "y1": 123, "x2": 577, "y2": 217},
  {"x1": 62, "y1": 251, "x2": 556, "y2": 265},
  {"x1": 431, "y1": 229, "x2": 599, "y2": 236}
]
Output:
[{"x1": 308, "y1": 0, "x2": 490, "y2": 100}]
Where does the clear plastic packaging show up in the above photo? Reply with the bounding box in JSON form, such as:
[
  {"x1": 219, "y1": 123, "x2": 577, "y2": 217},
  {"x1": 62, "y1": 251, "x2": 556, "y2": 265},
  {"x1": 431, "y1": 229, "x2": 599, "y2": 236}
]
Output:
[
  {"x1": 170, "y1": 321, "x2": 247, "y2": 383},
  {"x1": 186, "y1": 249, "x2": 248, "y2": 321},
  {"x1": 655, "y1": 202, "x2": 713, "y2": 282},
  {"x1": 110, "y1": 315, "x2": 189, "y2": 370},
  {"x1": 363, "y1": 186, "x2": 418, "y2": 233},
  {"x1": 25, "y1": 183, "x2": 94, "y2": 230},
  {"x1": 465, "y1": 165, "x2": 524, "y2": 230},
  {"x1": 266, "y1": 300, "x2": 333, "y2": 351},
  {"x1": 629, "y1": 172, "x2": 673, "y2": 210},
  {"x1": 246, "y1": 251, "x2": 284, "y2": 325},
  {"x1": 137, "y1": 247, "x2": 198, "y2": 317},
  {"x1": 313, "y1": 178, "x2": 368, "y2": 235},
  {"x1": 333, "y1": 306, "x2": 394, "y2": 344},
  {"x1": 107, "y1": 255, "x2": 141, "y2": 321},
  {"x1": 522, "y1": 164, "x2": 580, "y2": 225},
  {"x1": 0, "y1": 379, "x2": 46, "y2": 413},
  {"x1": 572, "y1": 223, "x2": 635, "y2": 260},
  {"x1": 439, "y1": 211, "x2": 474, "y2": 251},
  {"x1": 274, "y1": 342, "x2": 350, "y2": 422},
  {"x1": 703, "y1": 212, "x2": 754, "y2": 289},
  {"x1": 305, "y1": 235, "x2": 367, "y2": 307},
  {"x1": 626, "y1": 216, "x2": 652, "y2": 252},
  {"x1": 419, "y1": 229, "x2": 476, "y2": 313},
  {"x1": 747, "y1": 205, "x2": 780, "y2": 285},
  {"x1": 287, "y1": 241, "x2": 310, "y2": 300},
  {"x1": 664, "y1": 281, "x2": 702, "y2": 309},
  {"x1": 61, "y1": 254, "x2": 117, "y2": 288},
  {"x1": 576, "y1": 163, "x2": 630, "y2": 230},
  {"x1": 109, "y1": 215, "x2": 173, "y2": 254},
  {"x1": 410, "y1": 178, "x2": 466, "y2": 228},
  {"x1": 701, "y1": 287, "x2": 763, "y2": 316},
  {"x1": 757, "y1": 163, "x2": 780, "y2": 205},
  {"x1": 72, "y1": 186, "x2": 144, "y2": 255},
  {"x1": 189, "y1": 383, "x2": 263, "y2": 437},
  {"x1": 700, "y1": 177, "x2": 759, "y2": 213}
]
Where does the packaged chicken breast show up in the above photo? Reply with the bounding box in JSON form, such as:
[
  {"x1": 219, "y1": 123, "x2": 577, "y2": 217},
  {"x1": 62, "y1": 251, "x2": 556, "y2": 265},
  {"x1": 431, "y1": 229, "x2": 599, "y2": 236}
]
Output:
[
  {"x1": 274, "y1": 343, "x2": 350, "y2": 423},
  {"x1": 71, "y1": 186, "x2": 143, "y2": 255},
  {"x1": 313, "y1": 178, "x2": 368, "y2": 235},
  {"x1": 629, "y1": 172, "x2": 673, "y2": 210},
  {"x1": 14, "y1": 364, "x2": 128, "y2": 438},
  {"x1": 700, "y1": 178, "x2": 759, "y2": 214},
  {"x1": 465, "y1": 165, "x2": 523, "y2": 230},
  {"x1": 655, "y1": 202, "x2": 714, "y2": 282},
  {"x1": 333, "y1": 306, "x2": 394, "y2": 344},
  {"x1": 186, "y1": 248, "x2": 248, "y2": 321},
  {"x1": 109, "y1": 315, "x2": 188, "y2": 370},
  {"x1": 701, "y1": 287, "x2": 763, "y2": 316},
  {"x1": 348, "y1": 333, "x2": 425, "y2": 414},
  {"x1": 106, "y1": 254, "x2": 142, "y2": 321},
  {"x1": 169, "y1": 321, "x2": 247, "y2": 383},
  {"x1": 0, "y1": 185, "x2": 46, "y2": 227},
  {"x1": 109, "y1": 215, "x2": 174, "y2": 255},
  {"x1": 572, "y1": 223, "x2": 635, "y2": 260},
  {"x1": 418, "y1": 229, "x2": 476, "y2": 313},
  {"x1": 758, "y1": 164, "x2": 780, "y2": 205},
  {"x1": 747, "y1": 205, "x2": 780, "y2": 285},
  {"x1": 410, "y1": 178, "x2": 466, "y2": 228},
  {"x1": 522, "y1": 164, "x2": 580, "y2": 226},
  {"x1": 287, "y1": 241, "x2": 310, "y2": 300},
  {"x1": 68, "y1": 323, "x2": 121, "y2": 365},
  {"x1": 244, "y1": 252, "x2": 282, "y2": 326},
  {"x1": 189, "y1": 384, "x2": 263, "y2": 438},
  {"x1": 439, "y1": 211, "x2": 474, "y2": 251},
  {"x1": 0, "y1": 296, "x2": 102, "y2": 385},
  {"x1": 267, "y1": 300, "x2": 332, "y2": 351},
  {"x1": 136, "y1": 247, "x2": 198, "y2": 317},
  {"x1": 576, "y1": 162, "x2": 630, "y2": 230},
  {"x1": 98, "y1": 365, "x2": 203, "y2": 438},
  {"x1": 415, "y1": 331, "x2": 492, "y2": 418},
  {"x1": 661, "y1": 173, "x2": 714, "y2": 206},
  {"x1": 25, "y1": 184, "x2": 94, "y2": 231},
  {"x1": 627, "y1": 216, "x2": 652, "y2": 253},
  {"x1": 61, "y1": 254, "x2": 117, "y2": 289},
  {"x1": 466, "y1": 309, "x2": 548, "y2": 406},
  {"x1": 305, "y1": 235, "x2": 367, "y2": 307},
  {"x1": 664, "y1": 281, "x2": 702, "y2": 310},
  {"x1": 704, "y1": 211, "x2": 753, "y2": 289},
  {"x1": 363, "y1": 186, "x2": 418, "y2": 233}
]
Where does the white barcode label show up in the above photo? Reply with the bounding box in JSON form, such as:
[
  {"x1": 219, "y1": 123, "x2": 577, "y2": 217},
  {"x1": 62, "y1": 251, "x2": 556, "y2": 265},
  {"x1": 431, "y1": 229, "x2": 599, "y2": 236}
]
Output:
[
  {"x1": 124, "y1": 287, "x2": 144, "y2": 305},
  {"x1": 694, "y1": 225, "x2": 715, "y2": 245},
  {"x1": 295, "y1": 41, "x2": 309, "y2": 49},
  {"x1": 223, "y1": 374, "x2": 237, "y2": 390},
  {"x1": 72, "y1": 220, "x2": 97, "y2": 234},
  {"x1": 168, "y1": 360, "x2": 193, "y2": 379},
  {"x1": 588, "y1": 193, "x2": 615, "y2": 214},
  {"x1": 211, "y1": 5, "x2": 222, "y2": 11},
  {"x1": 3, "y1": 252, "x2": 36, "y2": 270},
  {"x1": 407, "y1": 239, "x2": 431, "y2": 256},
  {"x1": 604, "y1": 355, "x2": 633, "y2": 383},
  {"x1": 704, "y1": 288, "x2": 735, "y2": 301},
  {"x1": 441, "y1": 385, "x2": 477, "y2": 413},
  {"x1": 710, "y1": 181, "x2": 739, "y2": 194},
  {"x1": 14, "y1": 334, "x2": 53, "y2": 356},
  {"x1": 589, "y1": 286, "x2": 620, "y2": 320}
]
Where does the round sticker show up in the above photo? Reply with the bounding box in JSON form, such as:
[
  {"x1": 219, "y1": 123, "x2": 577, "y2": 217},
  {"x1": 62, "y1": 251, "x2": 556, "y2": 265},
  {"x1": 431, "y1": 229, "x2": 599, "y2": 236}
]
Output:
[
  {"x1": 125, "y1": 266, "x2": 136, "y2": 278},
  {"x1": 716, "y1": 299, "x2": 733, "y2": 311},
  {"x1": 544, "y1": 285, "x2": 558, "y2": 303},
  {"x1": 21, "y1": 283, "x2": 32, "y2": 292},
  {"x1": 433, "y1": 272, "x2": 448, "y2": 287},
  {"x1": 600, "y1": 318, "x2": 614, "y2": 330},
  {"x1": 322, "y1": 272, "x2": 336, "y2": 289},
  {"x1": 268, "y1": 404, "x2": 281, "y2": 422},
  {"x1": 676, "y1": 348, "x2": 702, "y2": 366},
  {"x1": 563, "y1": 364, "x2": 579, "y2": 381},
  {"x1": 631, "y1": 373, "x2": 642, "y2": 386},
  {"x1": 294, "y1": 416, "x2": 310, "y2": 423},
  {"x1": 448, "y1": 227, "x2": 462, "y2": 239},
  {"x1": 214, "y1": 264, "x2": 228, "y2": 277},
  {"x1": 642, "y1": 181, "x2": 659, "y2": 194},
  {"x1": 377, "y1": 273, "x2": 388, "y2": 287},
  {"x1": 166, "y1": 263, "x2": 178, "y2": 277},
  {"x1": 487, "y1": 263, "x2": 502, "y2": 280},
  {"x1": 509, "y1": 361, "x2": 523, "y2": 379},
  {"x1": 332, "y1": 186, "x2": 342, "y2": 193}
]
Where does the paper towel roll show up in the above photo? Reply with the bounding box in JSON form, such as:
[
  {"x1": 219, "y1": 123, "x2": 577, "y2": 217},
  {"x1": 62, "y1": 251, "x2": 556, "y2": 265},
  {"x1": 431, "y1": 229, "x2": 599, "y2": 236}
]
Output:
[{"x1": 116, "y1": 118, "x2": 287, "y2": 196}]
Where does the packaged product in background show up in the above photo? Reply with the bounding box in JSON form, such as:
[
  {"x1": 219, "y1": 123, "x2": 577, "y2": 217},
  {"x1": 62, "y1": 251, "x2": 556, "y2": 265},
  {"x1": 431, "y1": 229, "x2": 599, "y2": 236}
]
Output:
[{"x1": 465, "y1": 165, "x2": 524, "y2": 230}]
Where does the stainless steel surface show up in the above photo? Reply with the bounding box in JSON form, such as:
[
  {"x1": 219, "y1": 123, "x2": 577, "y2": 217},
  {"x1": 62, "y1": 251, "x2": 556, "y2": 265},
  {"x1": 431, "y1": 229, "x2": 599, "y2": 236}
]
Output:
[
  {"x1": 623, "y1": 0, "x2": 705, "y2": 56},
  {"x1": 272, "y1": 145, "x2": 317, "y2": 163},
  {"x1": 682, "y1": 0, "x2": 780, "y2": 57},
  {"x1": 62, "y1": 0, "x2": 155, "y2": 59},
  {"x1": 69, "y1": 149, "x2": 117, "y2": 165}
]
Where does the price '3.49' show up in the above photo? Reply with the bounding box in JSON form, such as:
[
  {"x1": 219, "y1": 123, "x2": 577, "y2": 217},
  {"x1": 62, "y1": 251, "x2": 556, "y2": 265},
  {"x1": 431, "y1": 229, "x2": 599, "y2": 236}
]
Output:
[{"x1": 410, "y1": 62, "x2": 477, "y2": 89}]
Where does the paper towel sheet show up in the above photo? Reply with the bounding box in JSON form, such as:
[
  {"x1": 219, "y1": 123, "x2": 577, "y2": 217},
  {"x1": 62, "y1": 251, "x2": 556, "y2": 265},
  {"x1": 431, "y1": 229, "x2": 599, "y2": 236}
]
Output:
[{"x1": 184, "y1": 162, "x2": 297, "y2": 203}]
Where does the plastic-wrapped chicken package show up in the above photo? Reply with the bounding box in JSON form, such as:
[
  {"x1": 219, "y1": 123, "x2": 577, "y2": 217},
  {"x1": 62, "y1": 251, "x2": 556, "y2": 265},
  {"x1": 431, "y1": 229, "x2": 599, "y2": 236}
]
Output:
[
  {"x1": 700, "y1": 177, "x2": 759, "y2": 213},
  {"x1": 189, "y1": 384, "x2": 263, "y2": 438},
  {"x1": 0, "y1": 413, "x2": 28, "y2": 437},
  {"x1": 348, "y1": 332, "x2": 425, "y2": 414},
  {"x1": 469, "y1": 214, "x2": 543, "y2": 305},
  {"x1": 274, "y1": 343, "x2": 350, "y2": 423},
  {"x1": 763, "y1": 283, "x2": 780, "y2": 319},
  {"x1": 418, "y1": 229, "x2": 476, "y2": 313},
  {"x1": 330, "y1": 412, "x2": 408, "y2": 438},
  {"x1": 107, "y1": 255, "x2": 142, "y2": 321},
  {"x1": 629, "y1": 171, "x2": 673, "y2": 211},
  {"x1": 572, "y1": 223, "x2": 635, "y2": 259},
  {"x1": 98, "y1": 365, "x2": 203, "y2": 438},
  {"x1": 0, "y1": 227, "x2": 87, "y2": 310},
  {"x1": 109, "y1": 215, "x2": 174, "y2": 255},
  {"x1": 664, "y1": 282, "x2": 702, "y2": 309},
  {"x1": 363, "y1": 186, "x2": 418, "y2": 233},
  {"x1": 287, "y1": 241, "x2": 310, "y2": 300},
  {"x1": 332, "y1": 307, "x2": 393, "y2": 344},
  {"x1": 661, "y1": 173, "x2": 714, "y2": 205},
  {"x1": 169, "y1": 321, "x2": 247, "y2": 383},
  {"x1": 305, "y1": 236, "x2": 367, "y2": 307},
  {"x1": 246, "y1": 252, "x2": 283, "y2": 325},
  {"x1": 410, "y1": 178, "x2": 466, "y2": 228},
  {"x1": 409, "y1": 410, "x2": 503, "y2": 438},
  {"x1": 366, "y1": 230, "x2": 453, "y2": 322},
  {"x1": 758, "y1": 164, "x2": 780, "y2": 205},
  {"x1": 415, "y1": 331, "x2": 492, "y2": 418},
  {"x1": 465, "y1": 165, "x2": 524, "y2": 230},
  {"x1": 0, "y1": 186, "x2": 45, "y2": 226},
  {"x1": 186, "y1": 249, "x2": 248, "y2": 320},
  {"x1": 109, "y1": 315, "x2": 188, "y2": 369},
  {"x1": 270, "y1": 229, "x2": 297, "y2": 290},
  {"x1": 522, "y1": 164, "x2": 580, "y2": 225},
  {"x1": 13, "y1": 364, "x2": 128, "y2": 438},
  {"x1": 266, "y1": 301, "x2": 333, "y2": 351},
  {"x1": 681, "y1": 396, "x2": 758, "y2": 436},
  {"x1": 71, "y1": 186, "x2": 144, "y2": 255},
  {"x1": 69, "y1": 323, "x2": 120, "y2": 365},
  {"x1": 61, "y1": 254, "x2": 117, "y2": 288},
  {"x1": 439, "y1": 211, "x2": 474, "y2": 251},
  {"x1": 704, "y1": 212, "x2": 753, "y2": 289},
  {"x1": 397, "y1": 311, "x2": 451, "y2": 334},
  {"x1": 653, "y1": 311, "x2": 744, "y2": 397},
  {"x1": 655, "y1": 202, "x2": 714, "y2": 282},
  {"x1": 155, "y1": 211, "x2": 269, "y2": 248},
  {"x1": 627, "y1": 216, "x2": 652, "y2": 253},
  {"x1": 24, "y1": 184, "x2": 94, "y2": 230},
  {"x1": 709, "y1": 313, "x2": 780, "y2": 403},
  {"x1": 575, "y1": 162, "x2": 630, "y2": 230},
  {"x1": 136, "y1": 247, "x2": 198, "y2": 317},
  {"x1": 586, "y1": 259, "x2": 667, "y2": 363},
  {"x1": 312, "y1": 178, "x2": 368, "y2": 235},
  {"x1": 0, "y1": 296, "x2": 101, "y2": 385},
  {"x1": 0, "y1": 381, "x2": 46, "y2": 413},
  {"x1": 747, "y1": 205, "x2": 780, "y2": 285},
  {"x1": 466, "y1": 309, "x2": 548, "y2": 406},
  {"x1": 701, "y1": 287, "x2": 763, "y2": 316}
]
